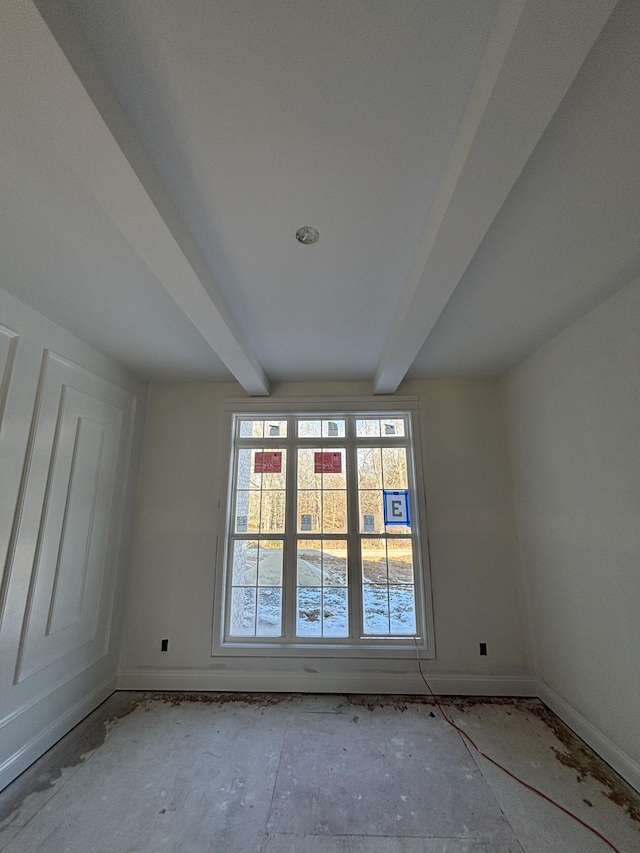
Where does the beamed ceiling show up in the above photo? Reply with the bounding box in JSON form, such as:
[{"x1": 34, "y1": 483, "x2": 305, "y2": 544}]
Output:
[{"x1": 1, "y1": 0, "x2": 638, "y2": 393}]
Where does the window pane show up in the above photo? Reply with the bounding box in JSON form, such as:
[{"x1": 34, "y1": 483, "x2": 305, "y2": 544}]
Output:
[
  {"x1": 237, "y1": 448, "x2": 259, "y2": 489},
  {"x1": 296, "y1": 541, "x2": 349, "y2": 637},
  {"x1": 238, "y1": 448, "x2": 287, "y2": 490},
  {"x1": 257, "y1": 588, "x2": 282, "y2": 636},
  {"x1": 387, "y1": 539, "x2": 414, "y2": 584},
  {"x1": 239, "y1": 419, "x2": 264, "y2": 438},
  {"x1": 298, "y1": 541, "x2": 348, "y2": 585},
  {"x1": 260, "y1": 490, "x2": 285, "y2": 533},
  {"x1": 381, "y1": 418, "x2": 405, "y2": 437},
  {"x1": 389, "y1": 585, "x2": 416, "y2": 634},
  {"x1": 297, "y1": 587, "x2": 322, "y2": 636},
  {"x1": 298, "y1": 419, "x2": 321, "y2": 437},
  {"x1": 297, "y1": 540, "x2": 323, "y2": 585},
  {"x1": 361, "y1": 538, "x2": 387, "y2": 582},
  {"x1": 257, "y1": 541, "x2": 283, "y2": 586},
  {"x1": 363, "y1": 584, "x2": 390, "y2": 634},
  {"x1": 321, "y1": 448, "x2": 346, "y2": 489},
  {"x1": 261, "y1": 449, "x2": 287, "y2": 489},
  {"x1": 361, "y1": 540, "x2": 417, "y2": 637},
  {"x1": 298, "y1": 420, "x2": 346, "y2": 438},
  {"x1": 230, "y1": 587, "x2": 256, "y2": 635},
  {"x1": 322, "y1": 490, "x2": 347, "y2": 533},
  {"x1": 266, "y1": 420, "x2": 287, "y2": 437},
  {"x1": 323, "y1": 541, "x2": 348, "y2": 585},
  {"x1": 239, "y1": 419, "x2": 287, "y2": 438},
  {"x1": 358, "y1": 447, "x2": 382, "y2": 489},
  {"x1": 359, "y1": 490, "x2": 383, "y2": 534},
  {"x1": 356, "y1": 419, "x2": 380, "y2": 437},
  {"x1": 298, "y1": 491, "x2": 321, "y2": 533},
  {"x1": 382, "y1": 447, "x2": 407, "y2": 489},
  {"x1": 323, "y1": 587, "x2": 348, "y2": 637},
  {"x1": 235, "y1": 491, "x2": 261, "y2": 532},
  {"x1": 322, "y1": 419, "x2": 345, "y2": 437},
  {"x1": 298, "y1": 448, "x2": 322, "y2": 489},
  {"x1": 232, "y1": 540, "x2": 258, "y2": 585}
]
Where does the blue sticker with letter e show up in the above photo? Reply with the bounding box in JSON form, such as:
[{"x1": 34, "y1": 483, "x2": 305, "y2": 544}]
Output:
[{"x1": 383, "y1": 490, "x2": 410, "y2": 527}]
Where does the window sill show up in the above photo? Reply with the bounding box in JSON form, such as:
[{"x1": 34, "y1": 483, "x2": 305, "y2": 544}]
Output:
[{"x1": 213, "y1": 640, "x2": 435, "y2": 659}]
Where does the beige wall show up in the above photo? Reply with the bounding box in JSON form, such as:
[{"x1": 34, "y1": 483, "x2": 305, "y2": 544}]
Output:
[
  {"x1": 120, "y1": 378, "x2": 529, "y2": 694},
  {"x1": 503, "y1": 278, "x2": 640, "y2": 784},
  {"x1": 0, "y1": 290, "x2": 147, "y2": 791}
]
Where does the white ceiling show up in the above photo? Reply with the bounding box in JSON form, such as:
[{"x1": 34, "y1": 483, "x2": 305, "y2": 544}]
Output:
[{"x1": 2, "y1": 0, "x2": 637, "y2": 392}]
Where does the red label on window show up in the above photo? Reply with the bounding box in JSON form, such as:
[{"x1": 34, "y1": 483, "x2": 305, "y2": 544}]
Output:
[
  {"x1": 314, "y1": 451, "x2": 342, "y2": 473},
  {"x1": 254, "y1": 451, "x2": 282, "y2": 473}
]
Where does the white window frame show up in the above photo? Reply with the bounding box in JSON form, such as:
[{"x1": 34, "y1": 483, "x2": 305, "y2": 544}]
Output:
[{"x1": 212, "y1": 397, "x2": 436, "y2": 659}]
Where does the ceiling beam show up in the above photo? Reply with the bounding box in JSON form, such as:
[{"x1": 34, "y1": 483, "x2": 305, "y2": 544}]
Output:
[
  {"x1": 374, "y1": 0, "x2": 617, "y2": 394},
  {"x1": 20, "y1": 0, "x2": 270, "y2": 395}
]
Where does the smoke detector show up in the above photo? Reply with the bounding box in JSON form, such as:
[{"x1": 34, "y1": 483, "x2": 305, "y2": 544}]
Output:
[{"x1": 295, "y1": 226, "x2": 319, "y2": 245}]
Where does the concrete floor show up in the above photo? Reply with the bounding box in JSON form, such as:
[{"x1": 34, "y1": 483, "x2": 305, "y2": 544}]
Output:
[{"x1": 0, "y1": 693, "x2": 638, "y2": 852}]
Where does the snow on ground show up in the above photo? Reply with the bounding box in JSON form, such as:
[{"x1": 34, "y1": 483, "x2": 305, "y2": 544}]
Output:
[{"x1": 231, "y1": 547, "x2": 416, "y2": 637}]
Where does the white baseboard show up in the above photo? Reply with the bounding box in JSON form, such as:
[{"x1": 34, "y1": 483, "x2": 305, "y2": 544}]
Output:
[
  {"x1": 537, "y1": 679, "x2": 640, "y2": 795},
  {"x1": 4, "y1": 670, "x2": 637, "y2": 799},
  {"x1": 117, "y1": 668, "x2": 538, "y2": 697},
  {"x1": 0, "y1": 675, "x2": 117, "y2": 793}
]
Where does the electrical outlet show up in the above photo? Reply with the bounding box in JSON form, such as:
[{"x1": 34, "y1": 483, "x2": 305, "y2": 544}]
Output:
[
  {"x1": 479, "y1": 642, "x2": 487, "y2": 656},
  {"x1": 161, "y1": 639, "x2": 169, "y2": 652}
]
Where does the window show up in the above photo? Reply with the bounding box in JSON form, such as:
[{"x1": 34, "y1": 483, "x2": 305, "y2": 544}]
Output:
[{"x1": 214, "y1": 399, "x2": 434, "y2": 657}]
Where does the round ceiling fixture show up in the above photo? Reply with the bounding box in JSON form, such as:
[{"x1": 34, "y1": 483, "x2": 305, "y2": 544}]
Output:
[{"x1": 295, "y1": 226, "x2": 319, "y2": 245}]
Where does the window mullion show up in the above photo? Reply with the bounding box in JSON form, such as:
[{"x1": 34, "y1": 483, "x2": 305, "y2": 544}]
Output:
[
  {"x1": 283, "y1": 424, "x2": 297, "y2": 639},
  {"x1": 345, "y1": 418, "x2": 363, "y2": 641}
]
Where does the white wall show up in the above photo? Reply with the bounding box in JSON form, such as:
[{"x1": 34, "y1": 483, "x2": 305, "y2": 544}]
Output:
[
  {"x1": 119, "y1": 378, "x2": 530, "y2": 695},
  {"x1": 0, "y1": 290, "x2": 146, "y2": 791},
  {"x1": 503, "y1": 278, "x2": 640, "y2": 791}
]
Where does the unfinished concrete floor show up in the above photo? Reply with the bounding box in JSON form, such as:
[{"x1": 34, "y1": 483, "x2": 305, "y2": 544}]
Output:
[{"x1": 0, "y1": 693, "x2": 638, "y2": 852}]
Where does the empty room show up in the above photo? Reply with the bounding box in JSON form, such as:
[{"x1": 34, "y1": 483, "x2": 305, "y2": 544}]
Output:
[{"x1": 0, "y1": 1, "x2": 638, "y2": 851}]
